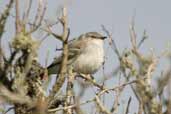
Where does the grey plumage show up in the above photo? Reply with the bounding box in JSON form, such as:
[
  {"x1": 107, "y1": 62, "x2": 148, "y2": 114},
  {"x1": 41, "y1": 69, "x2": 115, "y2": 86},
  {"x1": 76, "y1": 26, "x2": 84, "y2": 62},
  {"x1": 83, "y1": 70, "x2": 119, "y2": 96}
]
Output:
[{"x1": 47, "y1": 32, "x2": 106, "y2": 75}]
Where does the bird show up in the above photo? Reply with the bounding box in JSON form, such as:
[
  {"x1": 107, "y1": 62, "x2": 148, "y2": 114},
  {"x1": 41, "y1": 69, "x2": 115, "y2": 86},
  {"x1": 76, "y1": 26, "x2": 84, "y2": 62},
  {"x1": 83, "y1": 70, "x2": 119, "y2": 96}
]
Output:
[{"x1": 47, "y1": 32, "x2": 107, "y2": 75}]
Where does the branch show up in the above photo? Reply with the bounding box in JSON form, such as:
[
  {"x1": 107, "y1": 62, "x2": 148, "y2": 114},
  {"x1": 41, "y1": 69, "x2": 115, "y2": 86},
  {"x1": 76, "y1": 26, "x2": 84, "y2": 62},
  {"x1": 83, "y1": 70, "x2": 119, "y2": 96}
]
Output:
[
  {"x1": 95, "y1": 95, "x2": 111, "y2": 114},
  {"x1": 65, "y1": 68, "x2": 75, "y2": 114},
  {"x1": 23, "y1": 0, "x2": 32, "y2": 26},
  {"x1": 15, "y1": 0, "x2": 21, "y2": 34},
  {"x1": 138, "y1": 30, "x2": 148, "y2": 48},
  {"x1": 97, "y1": 79, "x2": 138, "y2": 96},
  {"x1": 48, "y1": 98, "x2": 94, "y2": 112},
  {"x1": 0, "y1": 84, "x2": 35, "y2": 107},
  {"x1": 101, "y1": 25, "x2": 121, "y2": 59},
  {"x1": 27, "y1": 0, "x2": 47, "y2": 34},
  {"x1": 49, "y1": 7, "x2": 69, "y2": 98},
  {"x1": 124, "y1": 97, "x2": 132, "y2": 114},
  {"x1": 129, "y1": 19, "x2": 137, "y2": 51},
  {"x1": 77, "y1": 74, "x2": 106, "y2": 90},
  {"x1": 0, "y1": 0, "x2": 14, "y2": 39},
  {"x1": 2, "y1": 107, "x2": 14, "y2": 114}
]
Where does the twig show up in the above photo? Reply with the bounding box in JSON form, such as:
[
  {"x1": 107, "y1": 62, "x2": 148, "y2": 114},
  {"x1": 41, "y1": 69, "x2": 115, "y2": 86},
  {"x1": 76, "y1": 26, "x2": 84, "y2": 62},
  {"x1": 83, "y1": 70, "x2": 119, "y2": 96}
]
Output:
[
  {"x1": 111, "y1": 75, "x2": 123, "y2": 113},
  {"x1": 23, "y1": 0, "x2": 32, "y2": 26},
  {"x1": 138, "y1": 101, "x2": 143, "y2": 114},
  {"x1": 48, "y1": 98, "x2": 94, "y2": 112},
  {"x1": 65, "y1": 68, "x2": 75, "y2": 114},
  {"x1": 15, "y1": 0, "x2": 21, "y2": 34},
  {"x1": 3, "y1": 107, "x2": 14, "y2": 114},
  {"x1": 0, "y1": 0, "x2": 14, "y2": 39},
  {"x1": 138, "y1": 30, "x2": 148, "y2": 48},
  {"x1": 77, "y1": 74, "x2": 106, "y2": 90},
  {"x1": 27, "y1": 0, "x2": 47, "y2": 34},
  {"x1": 127, "y1": 18, "x2": 143, "y2": 105},
  {"x1": 95, "y1": 95, "x2": 111, "y2": 114},
  {"x1": 125, "y1": 97, "x2": 132, "y2": 114},
  {"x1": 34, "y1": 0, "x2": 43, "y2": 25},
  {"x1": 74, "y1": 96, "x2": 85, "y2": 114},
  {"x1": 129, "y1": 19, "x2": 137, "y2": 51},
  {"x1": 98, "y1": 79, "x2": 138, "y2": 96},
  {"x1": 101, "y1": 25, "x2": 121, "y2": 59},
  {"x1": 49, "y1": 7, "x2": 70, "y2": 99},
  {"x1": 43, "y1": 22, "x2": 63, "y2": 41}
]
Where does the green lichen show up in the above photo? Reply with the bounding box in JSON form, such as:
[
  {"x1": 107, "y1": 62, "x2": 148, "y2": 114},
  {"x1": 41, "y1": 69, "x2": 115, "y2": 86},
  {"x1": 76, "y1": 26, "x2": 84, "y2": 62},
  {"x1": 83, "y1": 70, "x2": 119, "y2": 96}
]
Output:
[{"x1": 11, "y1": 32, "x2": 39, "y2": 53}]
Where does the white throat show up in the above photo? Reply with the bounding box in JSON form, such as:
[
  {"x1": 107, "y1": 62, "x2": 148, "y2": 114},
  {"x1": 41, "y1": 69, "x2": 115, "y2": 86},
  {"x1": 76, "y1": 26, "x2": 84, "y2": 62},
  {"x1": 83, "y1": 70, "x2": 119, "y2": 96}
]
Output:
[{"x1": 72, "y1": 39, "x2": 104, "y2": 74}]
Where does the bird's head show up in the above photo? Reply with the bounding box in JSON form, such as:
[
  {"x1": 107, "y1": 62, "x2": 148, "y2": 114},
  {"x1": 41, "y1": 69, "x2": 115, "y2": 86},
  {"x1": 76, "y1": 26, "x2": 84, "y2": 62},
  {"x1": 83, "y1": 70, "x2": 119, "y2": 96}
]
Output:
[{"x1": 84, "y1": 32, "x2": 107, "y2": 40}]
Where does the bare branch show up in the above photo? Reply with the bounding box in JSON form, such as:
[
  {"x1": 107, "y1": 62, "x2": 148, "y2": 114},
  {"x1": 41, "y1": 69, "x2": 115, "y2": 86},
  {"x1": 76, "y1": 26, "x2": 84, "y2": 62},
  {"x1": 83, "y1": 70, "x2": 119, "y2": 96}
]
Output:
[
  {"x1": 3, "y1": 107, "x2": 14, "y2": 114},
  {"x1": 129, "y1": 19, "x2": 137, "y2": 51},
  {"x1": 95, "y1": 95, "x2": 111, "y2": 114},
  {"x1": 138, "y1": 30, "x2": 148, "y2": 48},
  {"x1": 23, "y1": 0, "x2": 32, "y2": 26},
  {"x1": 48, "y1": 98, "x2": 94, "y2": 112},
  {"x1": 101, "y1": 25, "x2": 121, "y2": 59},
  {"x1": 27, "y1": 0, "x2": 47, "y2": 34},
  {"x1": 98, "y1": 79, "x2": 139, "y2": 96},
  {"x1": 15, "y1": 0, "x2": 21, "y2": 34},
  {"x1": 124, "y1": 97, "x2": 132, "y2": 114},
  {"x1": 49, "y1": 7, "x2": 70, "y2": 99},
  {"x1": 77, "y1": 74, "x2": 106, "y2": 90}
]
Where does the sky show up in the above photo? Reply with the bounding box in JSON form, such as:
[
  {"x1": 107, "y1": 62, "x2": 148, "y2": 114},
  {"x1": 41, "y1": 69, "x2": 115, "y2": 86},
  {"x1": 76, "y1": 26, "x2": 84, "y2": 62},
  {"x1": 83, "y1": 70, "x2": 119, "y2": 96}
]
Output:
[{"x1": 0, "y1": 0, "x2": 171, "y2": 114}]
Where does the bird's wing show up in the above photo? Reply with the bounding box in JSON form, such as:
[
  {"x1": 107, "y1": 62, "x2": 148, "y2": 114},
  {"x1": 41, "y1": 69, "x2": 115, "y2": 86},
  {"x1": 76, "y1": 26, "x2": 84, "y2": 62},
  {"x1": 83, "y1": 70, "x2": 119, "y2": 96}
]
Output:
[
  {"x1": 68, "y1": 37, "x2": 87, "y2": 58},
  {"x1": 47, "y1": 37, "x2": 87, "y2": 74}
]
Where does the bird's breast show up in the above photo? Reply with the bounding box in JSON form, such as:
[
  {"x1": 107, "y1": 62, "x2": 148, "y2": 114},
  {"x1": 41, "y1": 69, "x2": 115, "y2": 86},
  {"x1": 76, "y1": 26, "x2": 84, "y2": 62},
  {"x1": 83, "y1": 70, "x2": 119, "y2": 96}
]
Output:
[{"x1": 72, "y1": 44, "x2": 104, "y2": 74}]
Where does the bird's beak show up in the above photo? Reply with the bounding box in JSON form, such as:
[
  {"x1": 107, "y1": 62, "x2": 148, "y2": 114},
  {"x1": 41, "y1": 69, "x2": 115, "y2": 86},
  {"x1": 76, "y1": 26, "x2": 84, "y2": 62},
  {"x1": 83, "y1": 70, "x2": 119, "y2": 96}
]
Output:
[
  {"x1": 91, "y1": 35, "x2": 107, "y2": 40},
  {"x1": 100, "y1": 36, "x2": 107, "y2": 40}
]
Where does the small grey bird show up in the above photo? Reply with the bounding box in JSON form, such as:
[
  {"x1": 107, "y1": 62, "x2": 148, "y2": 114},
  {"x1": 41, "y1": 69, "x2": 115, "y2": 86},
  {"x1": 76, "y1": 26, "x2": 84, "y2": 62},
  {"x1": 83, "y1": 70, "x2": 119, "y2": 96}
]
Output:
[{"x1": 47, "y1": 32, "x2": 107, "y2": 75}]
